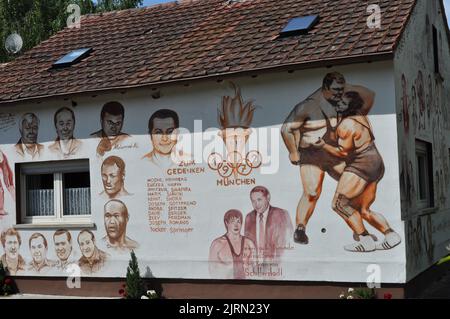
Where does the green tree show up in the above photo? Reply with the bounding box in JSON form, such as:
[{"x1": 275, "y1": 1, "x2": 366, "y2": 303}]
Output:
[
  {"x1": 0, "y1": 0, "x2": 142, "y2": 63},
  {"x1": 96, "y1": 0, "x2": 143, "y2": 12},
  {"x1": 125, "y1": 250, "x2": 145, "y2": 299}
]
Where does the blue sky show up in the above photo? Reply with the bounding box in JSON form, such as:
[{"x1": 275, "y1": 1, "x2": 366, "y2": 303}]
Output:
[
  {"x1": 445, "y1": 0, "x2": 450, "y2": 21},
  {"x1": 142, "y1": 0, "x2": 173, "y2": 5}
]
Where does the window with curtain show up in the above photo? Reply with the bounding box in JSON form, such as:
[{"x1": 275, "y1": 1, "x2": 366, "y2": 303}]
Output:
[{"x1": 19, "y1": 160, "x2": 91, "y2": 224}]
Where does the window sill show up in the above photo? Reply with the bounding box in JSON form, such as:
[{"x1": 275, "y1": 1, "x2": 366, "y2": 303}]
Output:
[
  {"x1": 13, "y1": 223, "x2": 96, "y2": 230},
  {"x1": 417, "y1": 207, "x2": 438, "y2": 216}
]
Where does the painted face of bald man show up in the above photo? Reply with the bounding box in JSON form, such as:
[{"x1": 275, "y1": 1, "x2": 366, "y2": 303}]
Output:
[{"x1": 104, "y1": 201, "x2": 128, "y2": 240}]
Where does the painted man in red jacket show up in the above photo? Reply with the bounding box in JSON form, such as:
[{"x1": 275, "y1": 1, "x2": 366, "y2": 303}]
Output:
[{"x1": 244, "y1": 186, "x2": 293, "y2": 264}]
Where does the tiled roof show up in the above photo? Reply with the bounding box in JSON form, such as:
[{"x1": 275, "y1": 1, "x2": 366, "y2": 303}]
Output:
[{"x1": 0, "y1": 0, "x2": 416, "y2": 104}]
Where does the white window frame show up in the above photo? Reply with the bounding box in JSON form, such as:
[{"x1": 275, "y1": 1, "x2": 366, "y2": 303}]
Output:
[
  {"x1": 19, "y1": 160, "x2": 92, "y2": 225},
  {"x1": 415, "y1": 140, "x2": 432, "y2": 210}
]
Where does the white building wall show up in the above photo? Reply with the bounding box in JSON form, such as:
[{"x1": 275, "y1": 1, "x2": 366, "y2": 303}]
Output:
[
  {"x1": 0, "y1": 61, "x2": 405, "y2": 283},
  {"x1": 394, "y1": 0, "x2": 450, "y2": 281}
]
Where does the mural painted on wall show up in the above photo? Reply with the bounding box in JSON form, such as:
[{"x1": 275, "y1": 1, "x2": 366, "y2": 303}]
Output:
[
  {"x1": 401, "y1": 74, "x2": 410, "y2": 135},
  {"x1": 0, "y1": 68, "x2": 407, "y2": 282},
  {"x1": 0, "y1": 151, "x2": 14, "y2": 217},
  {"x1": 399, "y1": 69, "x2": 450, "y2": 216},
  {"x1": 102, "y1": 199, "x2": 139, "y2": 252},
  {"x1": 0, "y1": 228, "x2": 110, "y2": 276},
  {"x1": 49, "y1": 107, "x2": 83, "y2": 159},
  {"x1": 143, "y1": 108, "x2": 203, "y2": 237},
  {"x1": 281, "y1": 72, "x2": 401, "y2": 253},
  {"x1": 53, "y1": 229, "x2": 76, "y2": 272},
  {"x1": 208, "y1": 84, "x2": 262, "y2": 185},
  {"x1": 400, "y1": 145, "x2": 415, "y2": 211},
  {"x1": 395, "y1": 4, "x2": 450, "y2": 278},
  {"x1": 142, "y1": 109, "x2": 192, "y2": 169},
  {"x1": 91, "y1": 102, "x2": 133, "y2": 157},
  {"x1": 100, "y1": 156, "x2": 132, "y2": 200},
  {"x1": 15, "y1": 113, "x2": 44, "y2": 160},
  {"x1": 244, "y1": 186, "x2": 293, "y2": 264},
  {"x1": 77, "y1": 229, "x2": 109, "y2": 275},
  {"x1": 0, "y1": 112, "x2": 16, "y2": 133},
  {"x1": 209, "y1": 186, "x2": 293, "y2": 279},
  {"x1": 406, "y1": 215, "x2": 434, "y2": 271},
  {"x1": 416, "y1": 71, "x2": 426, "y2": 132},
  {"x1": 410, "y1": 85, "x2": 418, "y2": 136},
  {"x1": 1, "y1": 228, "x2": 25, "y2": 275},
  {"x1": 209, "y1": 209, "x2": 256, "y2": 279},
  {"x1": 28, "y1": 233, "x2": 56, "y2": 274}
]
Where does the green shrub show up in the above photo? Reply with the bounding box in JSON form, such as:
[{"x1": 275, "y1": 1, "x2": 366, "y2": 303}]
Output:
[{"x1": 124, "y1": 250, "x2": 145, "y2": 299}]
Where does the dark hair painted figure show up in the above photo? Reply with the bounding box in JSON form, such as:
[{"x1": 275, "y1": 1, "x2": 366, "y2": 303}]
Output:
[
  {"x1": 91, "y1": 101, "x2": 131, "y2": 157},
  {"x1": 49, "y1": 107, "x2": 83, "y2": 159},
  {"x1": 100, "y1": 156, "x2": 131, "y2": 199}
]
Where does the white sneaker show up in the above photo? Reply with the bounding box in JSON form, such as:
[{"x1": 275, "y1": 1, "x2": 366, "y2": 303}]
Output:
[
  {"x1": 353, "y1": 232, "x2": 378, "y2": 242},
  {"x1": 376, "y1": 232, "x2": 401, "y2": 250},
  {"x1": 344, "y1": 235, "x2": 376, "y2": 252}
]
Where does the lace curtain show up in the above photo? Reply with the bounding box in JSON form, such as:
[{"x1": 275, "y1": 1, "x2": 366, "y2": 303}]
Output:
[
  {"x1": 27, "y1": 187, "x2": 91, "y2": 216},
  {"x1": 27, "y1": 189, "x2": 55, "y2": 216},
  {"x1": 63, "y1": 187, "x2": 91, "y2": 215}
]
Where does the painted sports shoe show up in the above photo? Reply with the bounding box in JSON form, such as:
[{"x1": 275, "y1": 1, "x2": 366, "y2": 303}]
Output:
[
  {"x1": 353, "y1": 232, "x2": 378, "y2": 242},
  {"x1": 344, "y1": 235, "x2": 376, "y2": 252},
  {"x1": 294, "y1": 225, "x2": 309, "y2": 245},
  {"x1": 375, "y1": 232, "x2": 401, "y2": 250}
]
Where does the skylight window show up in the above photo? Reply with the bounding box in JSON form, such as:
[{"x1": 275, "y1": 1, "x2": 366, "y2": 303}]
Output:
[
  {"x1": 280, "y1": 15, "x2": 320, "y2": 37},
  {"x1": 53, "y1": 48, "x2": 92, "y2": 68}
]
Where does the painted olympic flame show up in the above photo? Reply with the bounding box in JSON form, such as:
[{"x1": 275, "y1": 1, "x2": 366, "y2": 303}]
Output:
[{"x1": 208, "y1": 83, "x2": 262, "y2": 179}]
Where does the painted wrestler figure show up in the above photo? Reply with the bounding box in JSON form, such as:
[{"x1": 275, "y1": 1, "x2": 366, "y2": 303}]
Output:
[
  {"x1": 313, "y1": 91, "x2": 401, "y2": 252},
  {"x1": 281, "y1": 72, "x2": 375, "y2": 245},
  {"x1": 209, "y1": 210, "x2": 256, "y2": 279}
]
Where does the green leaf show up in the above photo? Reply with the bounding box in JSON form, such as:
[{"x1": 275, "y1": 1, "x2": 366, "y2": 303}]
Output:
[{"x1": 437, "y1": 255, "x2": 450, "y2": 266}]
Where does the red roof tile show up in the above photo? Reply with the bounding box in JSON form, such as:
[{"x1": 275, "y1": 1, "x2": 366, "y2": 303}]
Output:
[{"x1": 0, "y1": 0, "x2": 416, "y2": 104}]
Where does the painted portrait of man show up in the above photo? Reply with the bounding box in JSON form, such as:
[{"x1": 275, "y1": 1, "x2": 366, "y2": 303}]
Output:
[
  {"x1": 100, "y1": 156, "x2": 131, "y2": 199},
  {"x1": 49, "y1": 107, "x2": 82, "y2": 158},
  {"x1": 142, "y1": 109, "x2": 190, "y2": 169},
  {"x1": 0, "y1": 228, "x2": 25, "y2": 275},
  {"x1": 244, "y1": 186, "x2": 293, "y2": 263},
  {"x1": 77, "y1": 229, "x2": 108, "y2": 275},
  {"x1": 91, "y1": 101, "x2": 131, "y2": 157},
  {"x1": 53, "y1": 229, "x2": 75, "y2": 272},
  {"x1": 102, "y1": 199, "x2": 139, "y2": 251},
  {"x1": 28, "y1": 233, "x2": 55, "y2": 273},
  {"x1": 15, "y1": 113, "x2": 44, "y2": 160}
]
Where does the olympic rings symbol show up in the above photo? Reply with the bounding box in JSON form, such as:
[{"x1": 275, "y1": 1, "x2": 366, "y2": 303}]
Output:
[{"x1": 208, "y1": 151, "x2": 263, "y2": 178}]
